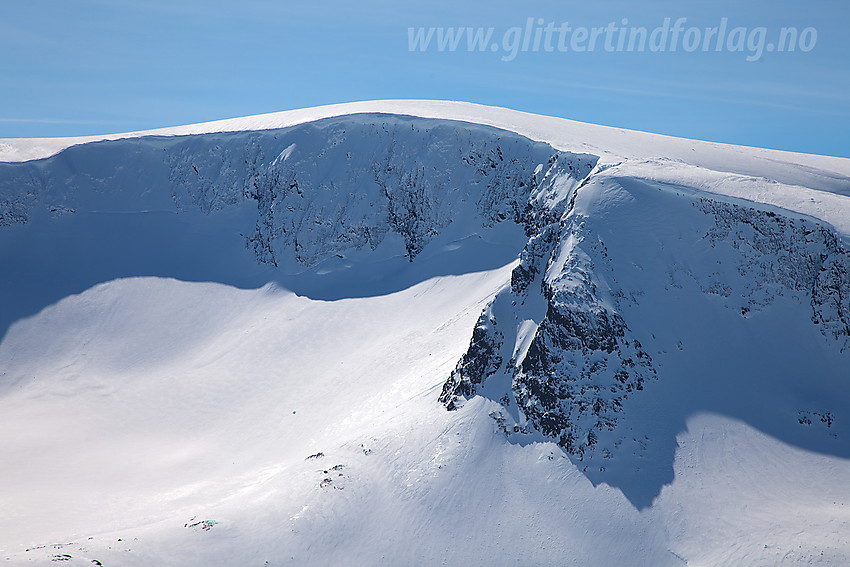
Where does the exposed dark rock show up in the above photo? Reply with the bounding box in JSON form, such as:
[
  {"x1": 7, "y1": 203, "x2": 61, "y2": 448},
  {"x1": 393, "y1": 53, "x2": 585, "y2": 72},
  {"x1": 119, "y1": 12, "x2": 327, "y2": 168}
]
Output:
[
  {"x1": 439, "y1": 185, "x2": 850, "y2": 466},
  {"x1": 439, "y1": 310, "x2": 504, "y2": 410},
  {"x1": 698, "y1": 198, "x2": 850, "y2": 348}
]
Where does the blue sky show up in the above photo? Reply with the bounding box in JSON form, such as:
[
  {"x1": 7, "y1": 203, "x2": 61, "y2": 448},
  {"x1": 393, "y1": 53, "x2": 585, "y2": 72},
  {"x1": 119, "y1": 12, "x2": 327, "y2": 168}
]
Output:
[{"x1": 2, "y1": 0, "x2": 849, "y2": 157}]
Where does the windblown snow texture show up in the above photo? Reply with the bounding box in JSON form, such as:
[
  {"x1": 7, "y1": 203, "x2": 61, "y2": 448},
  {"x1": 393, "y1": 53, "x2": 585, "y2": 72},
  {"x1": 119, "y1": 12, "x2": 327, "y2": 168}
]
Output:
[{"x1": 2, "y1": 105, "x2": 850, "y2": 565}]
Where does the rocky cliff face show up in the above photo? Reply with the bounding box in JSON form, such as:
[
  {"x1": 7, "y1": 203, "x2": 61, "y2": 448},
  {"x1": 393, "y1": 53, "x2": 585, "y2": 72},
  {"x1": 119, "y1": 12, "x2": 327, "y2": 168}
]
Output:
[
  {"x1": 439, "y1": 172, "x2": 660, "y2": 463},
  {"x1": 0, "y1": 115, "x2": 596, "y2": 273},
  {"x1": 697, "y1": 198, "x2": 850, "y2": 345},
  {"x1": 2, "y1": 114, "x2": 848, "y2": 498},
  {"x1": 240, "y1": 120, "x2": 595, "y2": 267},
  {"x1": 440, "y1": 166, "x2": 850, "y2": 481}
]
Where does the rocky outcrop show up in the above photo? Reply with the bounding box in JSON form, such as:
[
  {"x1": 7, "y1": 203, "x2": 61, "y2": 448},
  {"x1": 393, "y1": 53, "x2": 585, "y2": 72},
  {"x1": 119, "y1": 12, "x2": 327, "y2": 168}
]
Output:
[
  {"x1": 441, "y1": 175, "x2": 850, "y2": 468},
  {"x1": 440, "y1": 202, "x2": 657, "y2": 461},
  {"x1": 698, "y1": 198, "x2": 850, "y2": 348},
  {"x1": 242, "y1": 120, "x2": 595, "y2": 267},
  {"x1": 0, "y1": 116, "x2": 597, "y2": 275}
]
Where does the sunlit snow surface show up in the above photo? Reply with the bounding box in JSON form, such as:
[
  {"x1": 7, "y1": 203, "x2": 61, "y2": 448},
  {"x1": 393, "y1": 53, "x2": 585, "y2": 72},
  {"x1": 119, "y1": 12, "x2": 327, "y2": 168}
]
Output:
[{"x1": 1, "y1": 102, "x2": 849, "y2": 566}]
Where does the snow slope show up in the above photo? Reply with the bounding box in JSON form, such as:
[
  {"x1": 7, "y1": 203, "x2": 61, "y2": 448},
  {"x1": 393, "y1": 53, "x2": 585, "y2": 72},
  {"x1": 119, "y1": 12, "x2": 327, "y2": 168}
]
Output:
[
  {"x1": 1, "y1": 103, "x2": 849, "y2": 566},
  {"x1": 3, "y1": 100, "x2": 849, "y2": 201}
]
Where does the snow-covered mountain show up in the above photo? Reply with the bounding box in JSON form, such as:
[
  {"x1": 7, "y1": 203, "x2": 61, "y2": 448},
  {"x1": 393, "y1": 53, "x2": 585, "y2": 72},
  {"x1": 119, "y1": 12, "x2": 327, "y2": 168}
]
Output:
[{"x1": 1, "y1": 102, "x2": 849, "y2": 566}]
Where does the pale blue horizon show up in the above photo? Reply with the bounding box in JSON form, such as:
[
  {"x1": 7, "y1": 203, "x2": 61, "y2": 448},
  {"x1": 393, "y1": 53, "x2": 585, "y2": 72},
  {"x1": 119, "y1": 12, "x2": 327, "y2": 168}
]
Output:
[{"x1": 2, "y1": 0, "x2": 848, "y2": 158}]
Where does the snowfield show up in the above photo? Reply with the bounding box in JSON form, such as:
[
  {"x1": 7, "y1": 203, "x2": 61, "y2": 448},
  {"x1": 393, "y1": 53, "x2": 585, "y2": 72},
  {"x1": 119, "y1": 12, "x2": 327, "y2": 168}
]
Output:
[{"x1": 1, "y1": 101, "x2": 849, "y2": 566}]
